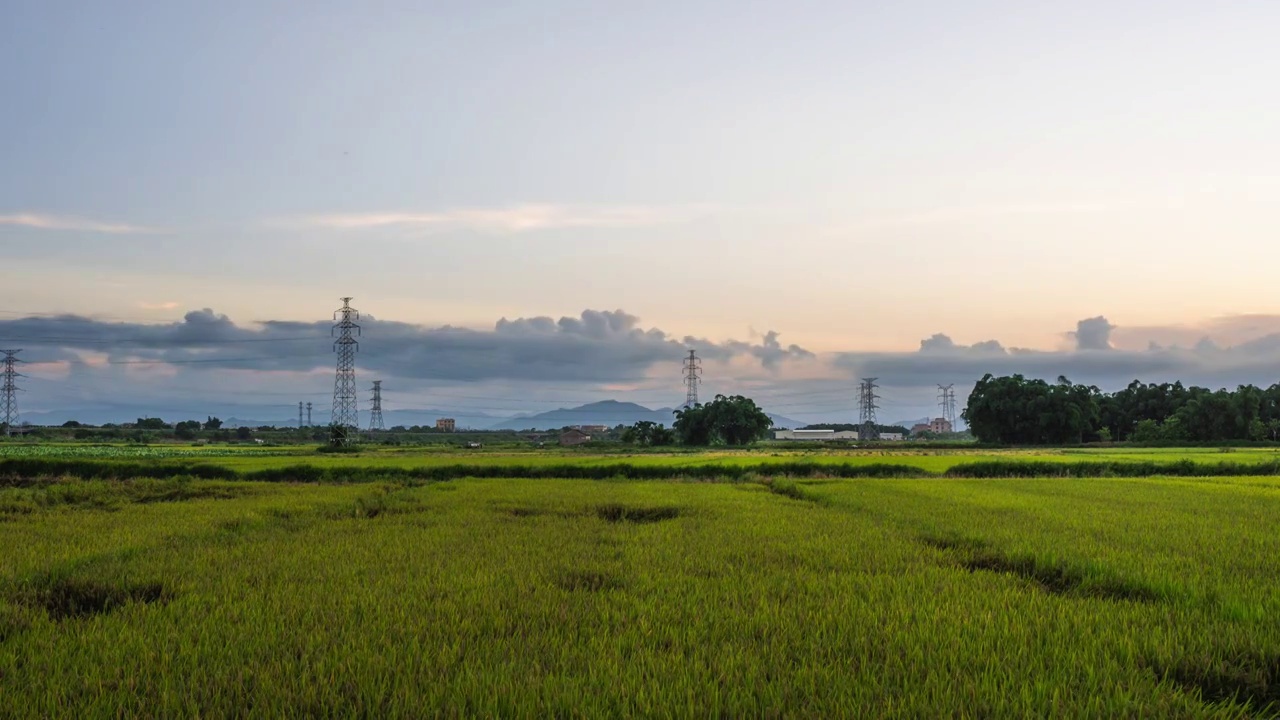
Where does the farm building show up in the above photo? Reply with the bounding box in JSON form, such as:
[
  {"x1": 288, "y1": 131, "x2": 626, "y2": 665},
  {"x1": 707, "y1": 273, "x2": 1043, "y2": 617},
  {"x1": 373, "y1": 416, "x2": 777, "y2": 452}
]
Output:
[
  {"x1": 559, "y1": 428, "x2": 592, "y2": 446},
  {"x1": 773, "y1": 429, "x2": 859, "y2": 441}
]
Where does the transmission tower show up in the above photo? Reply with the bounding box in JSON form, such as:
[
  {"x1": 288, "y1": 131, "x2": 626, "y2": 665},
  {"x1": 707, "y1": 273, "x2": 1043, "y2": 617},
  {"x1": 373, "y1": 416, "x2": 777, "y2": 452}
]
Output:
[
  {"x1": 305, "y1": 402, "x2": 313, "y2": 427},
  {"x1": 937, "y1": 384, "x2": 957, "y2": 428},
  {"x1": 858, "y1": 377, "x2": 880, "y2": 441},
  {"x1": 369, "y1": 380, "x2": 385, "y2": 431},
  {"x1": 1, "y1": 350, "x2": 22, "y2": 436},
  {"x1": 683, "y1": 349, "x2": 702, "y2": 407},
  {"x1": 330, "y1": 297, "x2": 360, "y2": 442},
  {"x1": 298, "y1": 401, "x2": 304, "y2": 429}
]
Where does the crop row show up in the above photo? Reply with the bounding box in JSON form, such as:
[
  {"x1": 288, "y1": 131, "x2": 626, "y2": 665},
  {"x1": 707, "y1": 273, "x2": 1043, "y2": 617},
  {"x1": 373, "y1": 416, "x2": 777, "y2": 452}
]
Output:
[
  {"x1": 7, "y1": 456, "x2": 1280, "y2": 483},
  {"x1": 0, "y1": 445, "x2": 304, "y2": 459}
]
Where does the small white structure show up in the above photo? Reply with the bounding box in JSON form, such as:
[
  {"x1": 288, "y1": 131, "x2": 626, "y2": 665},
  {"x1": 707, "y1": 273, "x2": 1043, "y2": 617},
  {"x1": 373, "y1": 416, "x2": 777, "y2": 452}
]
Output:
[
  {"x1": 877, "y1": 432, "x2": 904, "y2": 441},
  {"x1": 773, "y1": 429, "x2": 859, "y2": 441}
]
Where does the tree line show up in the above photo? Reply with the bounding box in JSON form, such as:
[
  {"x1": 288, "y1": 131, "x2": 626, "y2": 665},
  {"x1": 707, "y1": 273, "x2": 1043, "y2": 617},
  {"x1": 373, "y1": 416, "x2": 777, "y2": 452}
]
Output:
[
  {"x1": 620, "y1": 395, "x2": 773, "y2": 446},
  {"x1": 965, "y1": 374, "x2": 1280, "y2": 444}
]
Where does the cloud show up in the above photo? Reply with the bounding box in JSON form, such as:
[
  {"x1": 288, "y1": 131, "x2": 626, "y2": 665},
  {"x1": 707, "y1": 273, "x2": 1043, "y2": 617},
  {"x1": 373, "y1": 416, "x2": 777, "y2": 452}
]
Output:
[
  {"x1": 720, "y1": 331, "x2": 816, "y2": 369},
  {"x1": 0, "y1": 213, "x2": 160, "y2": 235},
  {"x1": 296, "y1": 203, "x2": 712, "y2": 233},
  {"x1": 12, "y1": 310, "x2": 1280, "y2": 424},
  {"x1": 138, "y1": 301, "x2": 180, "y2": 311},
  {"x1": 0, "y1": 308, "x2": 812, "y2": 384},
  {"x1": 1071, "y1": 316, "x2": 1115, "y2": 351},
  {"x1": 1112, "y1": 314, "x2": 1280, "y2": 351},
  {"x1": 836, "y1": 316, "x2": 1280, "y2": 395}
]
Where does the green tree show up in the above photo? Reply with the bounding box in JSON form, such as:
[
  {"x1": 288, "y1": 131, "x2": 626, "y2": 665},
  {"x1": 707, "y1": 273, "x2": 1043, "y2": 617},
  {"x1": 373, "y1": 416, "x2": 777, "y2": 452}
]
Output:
[
  {"x1": 674, "y1": 395, "x2": 772, "y2": 446},
  {"x1": 621, "y1": 421, "x2": 675, "y2": 446},
  {"x1": 203, "y1": 416, "x2": 223, "y2": 430},
  {"x1": 134, "y1": 417, "x2": 169, "y2": 430},
  {"x1": 174, "y1": 420, "x2": 202, "y2": 440}
]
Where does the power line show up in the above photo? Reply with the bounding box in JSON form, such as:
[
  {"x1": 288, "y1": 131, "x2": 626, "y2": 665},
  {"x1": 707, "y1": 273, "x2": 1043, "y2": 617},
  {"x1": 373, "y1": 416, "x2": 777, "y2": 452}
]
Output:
[
  {"x1": 2, "y1": 350, "x2": 22, "y2": 434},
  {"x1": 330, "y1": 297, "x2": 360, "y2": 442}
]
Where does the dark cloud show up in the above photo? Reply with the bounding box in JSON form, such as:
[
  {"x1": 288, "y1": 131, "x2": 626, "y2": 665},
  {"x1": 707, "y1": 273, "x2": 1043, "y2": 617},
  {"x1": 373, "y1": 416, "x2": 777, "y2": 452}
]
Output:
[
  {"x1": 1071, "y1": 316, "x2": 1114, "y2": 351},
  {"x1": 918, "y1": 333, "x2": 1006, "y2": 355},
  {"x1": 0, "y1": 308, "x2": 812, "y2": 383},
  {"x1": 721, "y1": 330, "x2": 816, "y2": 368}
]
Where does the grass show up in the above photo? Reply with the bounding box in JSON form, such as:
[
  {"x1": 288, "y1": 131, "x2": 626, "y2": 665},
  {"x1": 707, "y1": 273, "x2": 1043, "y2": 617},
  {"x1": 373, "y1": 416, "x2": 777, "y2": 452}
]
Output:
[{"x1": 2, "y1": 468, "x2": 1280, "y2": 716}]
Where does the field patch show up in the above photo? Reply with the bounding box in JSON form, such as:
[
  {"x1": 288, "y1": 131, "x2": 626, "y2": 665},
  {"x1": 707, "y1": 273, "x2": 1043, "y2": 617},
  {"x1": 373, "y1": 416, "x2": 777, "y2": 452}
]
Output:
[
  {"x1": 595, "y1": 503, "x2": 680, "y2": 523},
  {"x1": 1160, "y1": 652, "x2": 1280, "y2": 716},
  {"x1": 922, "y1": 535, "x2": 1162, "y2": 602},
  {"x1": 553, "y1": 567, "x2": 626, "y2": 592},
  {"x1": 19, "y1": 575, "x2": 171, "y2": 620}
]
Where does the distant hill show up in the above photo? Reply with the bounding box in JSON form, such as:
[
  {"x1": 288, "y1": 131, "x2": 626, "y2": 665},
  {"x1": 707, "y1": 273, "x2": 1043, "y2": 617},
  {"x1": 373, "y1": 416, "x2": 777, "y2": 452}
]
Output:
[
  {"x1": 486, "y1": 400, "x2": 803, "y2": 432},
  {"x1": 487, "y1": 400, "x2": 673, "y2": 430}
]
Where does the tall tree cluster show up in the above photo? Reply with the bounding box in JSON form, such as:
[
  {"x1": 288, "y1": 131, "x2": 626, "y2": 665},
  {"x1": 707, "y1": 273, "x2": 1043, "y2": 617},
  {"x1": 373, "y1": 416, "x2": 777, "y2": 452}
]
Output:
[
  {"x1": 673, "y1": 395, "x2": 773, "y2": 446},
  {"x1": 965, "y1": 374, "x2": 1280, "y2": 444}
]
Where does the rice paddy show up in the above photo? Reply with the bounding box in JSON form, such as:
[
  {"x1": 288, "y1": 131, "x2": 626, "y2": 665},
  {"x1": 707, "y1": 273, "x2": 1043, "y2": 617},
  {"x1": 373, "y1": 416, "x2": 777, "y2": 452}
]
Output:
[{"x1": 2, "y1": 445, "x2": 1279, "y2": 716}]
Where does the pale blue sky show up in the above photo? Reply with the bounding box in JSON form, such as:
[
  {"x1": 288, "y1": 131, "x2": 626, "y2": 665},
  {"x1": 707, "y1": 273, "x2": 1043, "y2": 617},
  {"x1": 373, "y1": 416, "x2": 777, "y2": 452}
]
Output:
[{"x1": 3, "y1": 1, "x2": 1280, "y2": 421}]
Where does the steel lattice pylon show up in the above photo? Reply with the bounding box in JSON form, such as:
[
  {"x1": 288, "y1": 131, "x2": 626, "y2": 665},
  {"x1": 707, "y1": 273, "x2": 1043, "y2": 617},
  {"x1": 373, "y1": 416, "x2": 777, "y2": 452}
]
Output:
[
  {"x1": 683, "y1": 349, "x2": 701, "y2": 407},
  {"x1": 369, "y1": 380, "x2": 385, "y2": 431},
  {"x1": 1, "y1": 350, "x2": 21, "y2": 435},
  {"x1": 858, "y1": 377, "x2": 880, "y2": 441},
  {"x1": 938, "y1": 384, "x2": 956, "y2": 428},
  {"x1": 330, "y1": 298, "x2": 360, "y2": 442}
]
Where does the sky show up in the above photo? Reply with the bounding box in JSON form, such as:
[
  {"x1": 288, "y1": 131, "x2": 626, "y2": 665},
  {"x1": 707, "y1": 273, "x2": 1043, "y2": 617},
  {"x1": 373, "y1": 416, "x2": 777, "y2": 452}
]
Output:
[{"x1": 2, "y1": 1, "x2": 1280, "y2": 425}]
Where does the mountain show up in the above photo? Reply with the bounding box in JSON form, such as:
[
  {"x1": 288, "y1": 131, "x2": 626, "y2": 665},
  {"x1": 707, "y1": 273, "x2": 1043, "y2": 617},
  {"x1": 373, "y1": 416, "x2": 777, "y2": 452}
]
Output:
[
  {"x1": 765, "y1": 413, "x2": 806, "y2": 430},
  {"x1": 487, "y1": 400, "x2": 672, "y2": 430},
  {"x1": 486, "y1": 400, "x2": 805, "y2": 432}
]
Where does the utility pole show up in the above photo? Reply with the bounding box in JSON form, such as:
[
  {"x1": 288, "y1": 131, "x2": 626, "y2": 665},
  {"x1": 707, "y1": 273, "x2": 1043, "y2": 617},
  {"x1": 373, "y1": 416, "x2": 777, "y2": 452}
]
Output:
[
  {"x1": 937, "y1": 384, "x2": 956, "y2": 429},
  {"x1": 330, "y1": 297, "x2": 360, "y2": 443},
  {"x1": 305, "y1": 402, "x2": 313, "y2": 428},
  {"x1": 369, "y1": 380, "x2": 385, "y2": 432},
  {"x1": 858, "y1": 377, "x2": 880, "y2": 441},
  {"x1": 1, "y1": 350, "x2": 21, "y2": 436},
  {"x1": 683, "y1": 349, "x2": 701, "y2": 407}
]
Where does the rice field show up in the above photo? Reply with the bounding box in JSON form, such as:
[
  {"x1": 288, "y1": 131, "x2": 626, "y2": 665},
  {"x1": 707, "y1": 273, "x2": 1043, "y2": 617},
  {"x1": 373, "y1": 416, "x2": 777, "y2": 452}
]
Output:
[{"x1": 2, "y1": 464, "x2": 1279, "y2": 716}]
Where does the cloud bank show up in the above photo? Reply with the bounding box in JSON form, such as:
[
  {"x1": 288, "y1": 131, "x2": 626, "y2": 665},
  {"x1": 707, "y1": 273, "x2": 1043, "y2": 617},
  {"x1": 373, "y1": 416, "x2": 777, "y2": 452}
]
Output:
[
  {"x1": 6, "y1": 309, "x2": 1280, "y2": 422},
  {"x1": 1, "y1": 308, "x2": 811, "y2": 384}
]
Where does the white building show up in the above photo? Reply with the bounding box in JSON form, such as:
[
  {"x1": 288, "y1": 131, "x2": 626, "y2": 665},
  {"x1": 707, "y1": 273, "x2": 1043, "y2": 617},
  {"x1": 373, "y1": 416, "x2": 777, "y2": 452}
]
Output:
[{"x1": 773, "y1": 429, "x2": 859, "y2": 441}]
